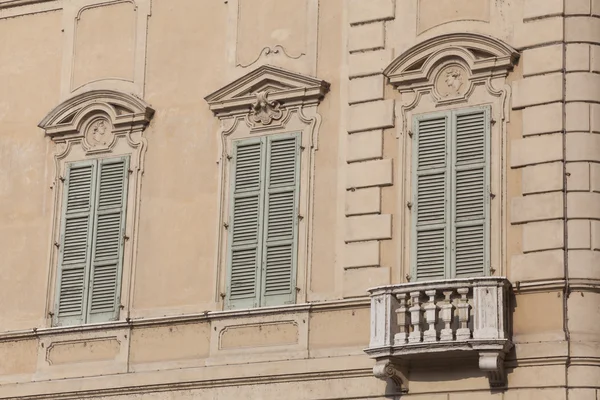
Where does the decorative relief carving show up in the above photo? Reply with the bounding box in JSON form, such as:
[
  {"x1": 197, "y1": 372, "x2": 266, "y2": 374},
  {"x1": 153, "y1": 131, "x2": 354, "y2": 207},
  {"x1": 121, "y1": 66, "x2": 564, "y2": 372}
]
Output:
[
  {"x1": 250, "y1": 91, "x2": 283, "y2": 125},
  {"x1": 435, "y1": 65, "x2": 468, "y2": 99},
  {"x1": 238, "y1": 45, "x2": 304, "y2": 68},
  {"x1": 84, "y1": 117, "x2": 116, "y2": 152}
]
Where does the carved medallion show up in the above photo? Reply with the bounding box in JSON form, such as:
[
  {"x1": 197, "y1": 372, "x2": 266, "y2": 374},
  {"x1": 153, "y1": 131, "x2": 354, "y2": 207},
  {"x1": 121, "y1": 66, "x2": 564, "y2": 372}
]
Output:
[
  {"x1": 250, "y1": 91, "x2": 283, "y2": 125},
  {"x1": 85, "y1": 117, "x2": 115, "y2": 151},
  {"x1": 435, "y1": 66, "x2": 468, "y2": 99}
]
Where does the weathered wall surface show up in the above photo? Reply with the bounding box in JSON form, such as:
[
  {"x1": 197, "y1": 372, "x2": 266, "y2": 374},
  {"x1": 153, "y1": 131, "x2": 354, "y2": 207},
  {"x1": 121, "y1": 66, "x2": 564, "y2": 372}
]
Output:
[{"x1": 0, "y1": 0, "x2": 598, "y2": 399}]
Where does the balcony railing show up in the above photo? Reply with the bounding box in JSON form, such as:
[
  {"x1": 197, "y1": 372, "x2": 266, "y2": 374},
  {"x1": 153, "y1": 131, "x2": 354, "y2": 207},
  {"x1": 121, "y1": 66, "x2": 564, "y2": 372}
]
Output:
[{"x1": 365, "y1": 277, "x2": 512, "y2": 390}]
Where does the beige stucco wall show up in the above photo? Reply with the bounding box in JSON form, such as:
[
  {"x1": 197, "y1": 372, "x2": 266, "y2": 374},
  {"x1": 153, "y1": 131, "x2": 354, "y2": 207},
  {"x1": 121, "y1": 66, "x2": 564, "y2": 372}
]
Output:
[{"x1": 0, "y1": 0, "x2": 598, "y2": 399}]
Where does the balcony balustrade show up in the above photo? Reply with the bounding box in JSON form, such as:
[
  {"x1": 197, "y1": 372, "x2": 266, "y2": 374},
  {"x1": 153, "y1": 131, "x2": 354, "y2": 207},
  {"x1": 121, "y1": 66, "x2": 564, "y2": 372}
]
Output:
[{"x1": 365, "y1": 277, "x2": 512, "y2": 390}]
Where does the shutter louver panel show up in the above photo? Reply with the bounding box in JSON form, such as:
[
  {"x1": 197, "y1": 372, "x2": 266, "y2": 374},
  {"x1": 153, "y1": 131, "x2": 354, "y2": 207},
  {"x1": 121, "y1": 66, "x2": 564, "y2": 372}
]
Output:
[
  {"x1": 228, "y1": 140, "x2": 263, "y2": 309},
  {"x1": 56, "y1": 161, "x2": 96, "y2": 326},
  {"x1": 413, "y1": 115, "x2": 449, "y2": 281},
  {"x1": 88, "y1": 157, "x2": 128, "y2": 323},
  {"x1": 452, "y1": 109, "x2": 488, "y2": 277},
  {"x1": 262, "y1": 134, "x2": 299, "y2": 306}
]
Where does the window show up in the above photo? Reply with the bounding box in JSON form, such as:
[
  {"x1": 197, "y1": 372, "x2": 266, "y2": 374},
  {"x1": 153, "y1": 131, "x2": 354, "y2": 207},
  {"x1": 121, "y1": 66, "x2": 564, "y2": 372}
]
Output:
[
  {"x1": 226, "y1": 132, "x2": 300, "y2": 309},
  {"x1": 54, "y1": 156, "x2": 129, "y2": 326},
  {"x1": 412, "y1": 106, "x2": 490, "y2": 281}
]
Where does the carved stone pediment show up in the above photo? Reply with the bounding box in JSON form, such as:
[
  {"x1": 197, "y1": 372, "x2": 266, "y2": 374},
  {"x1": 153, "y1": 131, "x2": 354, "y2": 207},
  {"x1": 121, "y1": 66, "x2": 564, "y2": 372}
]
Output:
[
  {"x1": 39, "y1": 90, "x2": 155, "y2": 139},
  {"x1": 204, "y1": 65, "x2": 330, "y2": 118},
  {"x1": 384, "y1": 33, "x2": 519, "y2": 92}
]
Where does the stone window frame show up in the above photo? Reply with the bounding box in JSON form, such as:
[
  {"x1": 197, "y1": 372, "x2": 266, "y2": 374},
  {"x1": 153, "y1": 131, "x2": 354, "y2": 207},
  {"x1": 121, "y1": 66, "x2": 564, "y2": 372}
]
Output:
[
  {"x1": 384, "y1": 33, "x2": 519, "y2": 283},
  {"x1": 39, "y1": 89, "x2": 154, "y2": 327},
  {"x1": 205, "y1": 65, "x2": 329, "y2": 310}
]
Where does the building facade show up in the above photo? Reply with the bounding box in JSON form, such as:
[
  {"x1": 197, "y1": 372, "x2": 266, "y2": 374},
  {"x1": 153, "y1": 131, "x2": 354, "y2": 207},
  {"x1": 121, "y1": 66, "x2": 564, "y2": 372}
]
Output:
[{"x1": 0, "y1": 0, "x2": 599, "y2": 399}]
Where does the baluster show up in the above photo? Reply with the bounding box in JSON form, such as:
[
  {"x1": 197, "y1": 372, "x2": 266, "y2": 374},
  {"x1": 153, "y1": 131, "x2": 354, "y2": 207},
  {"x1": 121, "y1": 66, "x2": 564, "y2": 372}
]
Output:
[
  {"x1": 456, "y1": 287, "x2": 471, "y2": 341},
  {"x1": 408, "y1": 291, "x2": 423, "y2": 343},
  {"x1": 394, "y1": 293, "x2": 410, "y2": 345},
  {"x1": 439, "y1": 290, "x2": 455, "y2": 341},
  {"x1": 423, "y1": 289, "x2": 439, "y2": 342}
]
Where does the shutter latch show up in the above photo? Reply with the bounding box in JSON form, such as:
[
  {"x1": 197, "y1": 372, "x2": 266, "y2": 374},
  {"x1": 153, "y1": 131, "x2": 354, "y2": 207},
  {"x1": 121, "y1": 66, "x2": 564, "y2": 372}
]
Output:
[
  {"x1": 408, "y1": 131, "x2": 413, "y2": 138},
  {"x1": 406, "y1": 202, "x2": 413, "y2": 209},
  {"x1": 223, "y1": 223, "x2": 229, "y2": 229},
  {"x1": 297, "y1": 215, "x2": 304, "y2": 221},
  {"x1": 490, "y1": 193, "x2": 496, "y2": 199}
]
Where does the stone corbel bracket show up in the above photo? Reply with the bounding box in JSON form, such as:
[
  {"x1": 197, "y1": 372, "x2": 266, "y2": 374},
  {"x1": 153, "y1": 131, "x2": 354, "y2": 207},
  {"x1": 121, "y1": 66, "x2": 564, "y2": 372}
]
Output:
[
  {"x1": 204, "y1": 64, "x2": 330, "y2": 120},
  {"x1": 373, "y1": 359, "x2": 409, "y2": 394}
]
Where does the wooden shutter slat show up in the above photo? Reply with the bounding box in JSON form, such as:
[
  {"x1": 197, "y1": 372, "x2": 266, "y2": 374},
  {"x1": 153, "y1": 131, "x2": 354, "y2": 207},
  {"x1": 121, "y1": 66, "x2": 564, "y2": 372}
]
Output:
[
  {"x1": 228, "y1": 140, "x2": 264, "y2": 308},
  {"x1": 56, "y1": 161, "x2": 96, "y2": 326},
  {"x1": 262, "y1": 134, "x2": 299, "y2": 306},
  {"x1": 88, "y1": 157, "x2": 128, "y2": 322},
  {"x1": 452, "y1": 109, "x2": 488, "y2": 278}
]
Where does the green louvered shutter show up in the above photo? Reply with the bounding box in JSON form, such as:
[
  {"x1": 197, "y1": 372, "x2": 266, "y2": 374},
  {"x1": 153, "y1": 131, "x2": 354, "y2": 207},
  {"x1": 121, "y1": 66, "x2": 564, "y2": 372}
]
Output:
[
  {"x1": 227, "y1": 139, "x2": 265, "y2": 309},
  {"x1": 88, "y1": 157, "x2": 129, "y2": 323},
  {"x1": 55, "y1": 160, "x2": 97, "y2": 326},
  {"x1": 412, "y1": 113, "x2": 451, "y2": 281},
  {"x1": 451, "y1": 107, "x2": 489, "y2": 277},
  {"x1": 261, "y1": 133, "x2": 300, "y2": 306}
]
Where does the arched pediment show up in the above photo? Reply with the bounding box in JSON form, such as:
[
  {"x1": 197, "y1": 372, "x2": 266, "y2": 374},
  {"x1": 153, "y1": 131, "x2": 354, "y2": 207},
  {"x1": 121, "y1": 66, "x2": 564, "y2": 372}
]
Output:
[
  {"x1": 384, "y1": 33, "x2": 519, "y2": 89},
  {"x1": 39, "y1": 90, "x2": 155, "y2": 138}
]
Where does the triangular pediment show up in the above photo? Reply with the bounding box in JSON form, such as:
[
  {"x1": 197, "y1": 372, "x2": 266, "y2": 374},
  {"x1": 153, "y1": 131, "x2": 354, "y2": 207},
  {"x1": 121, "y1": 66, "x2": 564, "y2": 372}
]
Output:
[{"x1": 205, "y1": 65, "x2": 330, "y2": 116}]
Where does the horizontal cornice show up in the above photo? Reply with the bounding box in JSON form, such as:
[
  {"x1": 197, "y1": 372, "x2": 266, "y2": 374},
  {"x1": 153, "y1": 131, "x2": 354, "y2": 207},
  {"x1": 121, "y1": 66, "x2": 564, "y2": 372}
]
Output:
[
  {"x1": 0, "y1": 297, "x2": 370, "y2": 342},
  {"x1": 0, "y1": 0, "x2": 55, "y2": 9}
]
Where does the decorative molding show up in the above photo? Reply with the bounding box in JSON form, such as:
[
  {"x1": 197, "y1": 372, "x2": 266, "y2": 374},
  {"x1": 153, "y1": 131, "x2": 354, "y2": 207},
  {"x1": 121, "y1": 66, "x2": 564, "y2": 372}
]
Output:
[
  {"x1": 250, "y1": 91, "x2": 284, "y2": 125},
  {"x1": 205, "y1": 64, "x2": 329, "y2": 118},
  {"x1": 384, "y1": 33, "x2": 519, "y2": 100},
  {"x1": 0, "y1": 0, "x2": 54, "y2": 9},
  {"x1": 39, "y1": 89, "x2": 154, "y2": 139},
  {"x1": 238, "y1": 45, "x2": 305, "y2": 68}
]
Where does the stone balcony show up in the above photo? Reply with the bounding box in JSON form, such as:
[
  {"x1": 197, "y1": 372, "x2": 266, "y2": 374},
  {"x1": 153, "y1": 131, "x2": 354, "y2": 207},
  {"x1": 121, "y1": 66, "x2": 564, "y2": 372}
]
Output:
[{"x1": 365, "y1": 277, "x2": 512, "y2": 390}]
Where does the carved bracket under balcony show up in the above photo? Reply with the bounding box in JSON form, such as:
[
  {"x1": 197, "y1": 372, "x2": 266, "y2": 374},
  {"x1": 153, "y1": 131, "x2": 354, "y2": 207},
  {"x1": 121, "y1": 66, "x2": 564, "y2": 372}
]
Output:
[{"x1": 365, "y1": 277, "x2": 512, "y2": 389}]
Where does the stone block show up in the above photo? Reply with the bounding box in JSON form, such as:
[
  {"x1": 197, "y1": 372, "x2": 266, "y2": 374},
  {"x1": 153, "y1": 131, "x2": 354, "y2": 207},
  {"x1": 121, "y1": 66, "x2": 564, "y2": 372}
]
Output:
[
  {"x1": 566, "y1": 102, "x2": 590, "y2": 132},
  {"x1": 511, "y1": 134, "x2": 563, "y2": 167},
  {"x1": 567, "y1": 389, "x2": 596, "y2": 400},
  {"x1": 568, "y1": 250, "x2": 600, "y2": 280},
  {"x1": 348, "y1": 99, "x2": 394, "y2": 133},
  {"x1": 346, "y1": 159, "x2": 393, "y2": 189},
  {"x1": 566, "y1": 44, "x2": 590, "y2": 72},
  {"x1": 592, "y1": 45, "x2": 600, "y2": 73},
  {"x1": 594, "y1": 0, "x2": 600, "y2": 16},
  {"x1": 345, "y1": 214, "x2": 392, "y2": 242},
  {"x1": 592, "y1": 103, "x2": 600, "y2": 133},
  {"x1": 591, "y1": 162, "x2": 600, "y2": 192},
  {"x1": 349, "y1": 49, "x2": 393, "y2": 78},
  {"x1": 345, "y1": 187, "x2": 381, "y2": 216},
  {"x1": 514, "y1": 17, "x2": 563, "y2": 49},
  {"x1": 347, "y1": 129, "x2": 383, "y2": 162},
  {"x1": 565, "y1": 16, "x2": 600, "y2": 43},
  {"x1": 511, "y1": 192, "x2": 563, "y2": 224},
  {"x1": 511, "y1": 250, "x2": 564, "y2": 281},
  {"x1": 568, "y1": 192, "x2": 600, "y2": 219},
  {"x1": 343, "y1": 267, "x2": 390, "y2": 298},
  {"x1": 344, "y1": 241, "x2": 380, "y2": 268},
  {"x1": 566, "y1": 73, "x2": 600, "y2": 102},
  {"x1": 592, "y1": 220, "x2": 600, "y2": 250},
  {"x1": 566, "y1": 162, "x2": 590, "y2": 191},
  {"x1": 566, "y1": 132, "x2": 600, "y2": 162},
  {"x1": 348, "y1": 22, "x2": 385, "y2": 53},
  {"x1": 348, "y1": 75, "x2": 384, "y2": 104},
  {"x1": 522, "y1": 103, "x2": 563, "y2": 136},
  {"x1": 512, "y1": 74, "x2": 563, "y2": 109},
  {"x1": 522, "y1": 162, "x2": 564, "y2": 194},
  {"x1": 523, "y1": 0, "x2": 563, "y2": 20},
  {"x1": 523, "y1": 45, "x2": 563, "y2": 76},
  {"x1": 566, "y1": 0, "x2": 592, "y2": 14},
  {"x1": 348, "y1": 0, "x2": 395, "y2": 25},
  {"x1": 522, "y1": 220, "x2": 563, "y2": 252},
  {"x1": 504, "y1": 389, "x2": 566, "y2": 400},
  {"x1": 568, "y1": 219, "x2": 591, "y2": 250}
]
